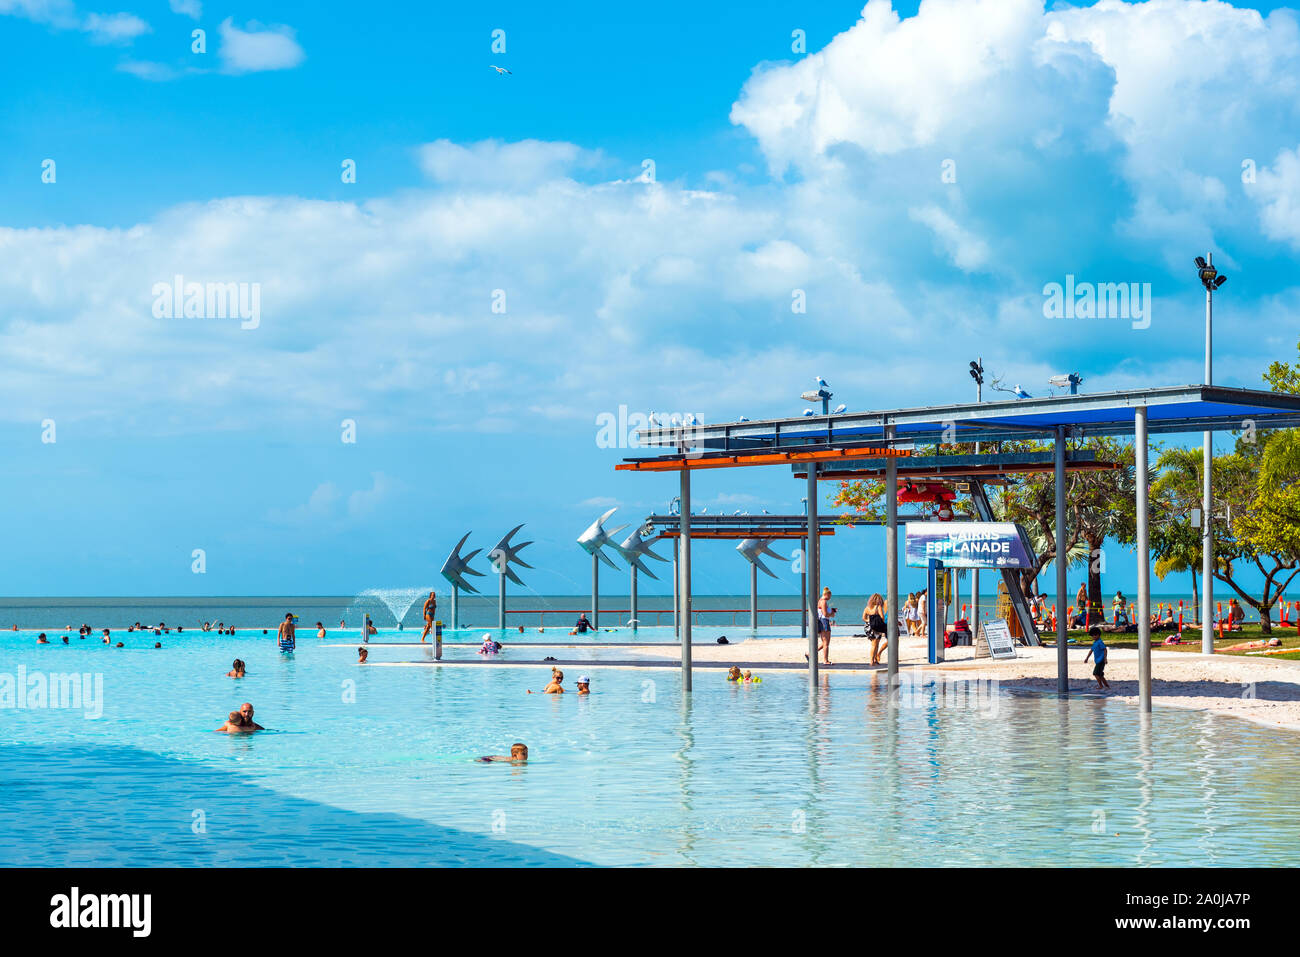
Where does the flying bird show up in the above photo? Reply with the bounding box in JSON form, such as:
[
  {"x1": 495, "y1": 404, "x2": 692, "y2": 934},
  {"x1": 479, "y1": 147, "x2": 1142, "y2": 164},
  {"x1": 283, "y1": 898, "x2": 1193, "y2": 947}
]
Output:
[{"x1": 490, "y1": 65, "x2": 512, "y2": 75}]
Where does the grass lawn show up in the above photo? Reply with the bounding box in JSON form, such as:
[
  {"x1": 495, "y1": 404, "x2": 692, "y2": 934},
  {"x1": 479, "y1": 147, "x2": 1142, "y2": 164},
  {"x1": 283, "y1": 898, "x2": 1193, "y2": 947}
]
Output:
[{"x1": 1039, "y1": 621, "x2": 1300, "y2": 656}]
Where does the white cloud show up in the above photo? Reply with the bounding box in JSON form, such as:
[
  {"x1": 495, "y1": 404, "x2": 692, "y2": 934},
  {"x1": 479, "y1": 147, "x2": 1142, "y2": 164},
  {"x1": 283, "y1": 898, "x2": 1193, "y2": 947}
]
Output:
[
  {"x1": 117, "y1": 59, "x2": 176, "y2": 81},
  {"x1": 908, "y1": 204, "x2": 990, "y2": 272},
  {"x1": 83, "y1": 10, "x2": 147, "y2": 43},
  {"x1": 218, "y1": 17, "x2": 305, "y2": 74},
  {"x1": 1, "y1": 0, "x2": 150, "y2": 44},
  {"x1": 169, "y1": 0, "x2": 200, "y2": 18},
  {"x1": 1255, "y1": 145, "x2": 1300, "y2": 249},
  {"x1": 417, "y1": 139, "x2": 599, "y2": 187}
]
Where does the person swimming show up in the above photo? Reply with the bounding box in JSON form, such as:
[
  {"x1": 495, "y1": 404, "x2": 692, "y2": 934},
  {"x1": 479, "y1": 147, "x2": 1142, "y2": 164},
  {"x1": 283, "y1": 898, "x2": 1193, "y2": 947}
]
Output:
[
  {"x1": 238, "y1": 703, "x2": 265, "y2": 730},
  {"x1": 215, "y1": 711, "x2": 254, "y2": 734},
  {"x1": 479, "y1": 743, "x2": 528, "y2": 763},
  {"x1": 316, "y1": 622, "x2": 326, "y2": 638},
  {"x1": 528, "y1": 668, "x2": 565, "y2": 694},
  {"x1": 576, "y1": 675, "x2": 591, "y2": 695},
  {"x1": 227, "y1": 659, "x2": 246, "y2": 678},
  {"x1": 478, "y1": 634, "x2": 502, "y2": 656},
  {"x1": 358, "y1": 647, "x2": 369, "y2": 664},
  {"x1": 36, "y1": 634, "x2": 48, "y2": 644}
]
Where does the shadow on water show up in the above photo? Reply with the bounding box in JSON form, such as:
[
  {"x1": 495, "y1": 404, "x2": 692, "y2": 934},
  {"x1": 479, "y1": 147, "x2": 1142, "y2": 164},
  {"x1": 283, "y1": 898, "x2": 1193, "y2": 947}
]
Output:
[{"x1": 0, "y1": 743, "x2": 589, "y2": 867}]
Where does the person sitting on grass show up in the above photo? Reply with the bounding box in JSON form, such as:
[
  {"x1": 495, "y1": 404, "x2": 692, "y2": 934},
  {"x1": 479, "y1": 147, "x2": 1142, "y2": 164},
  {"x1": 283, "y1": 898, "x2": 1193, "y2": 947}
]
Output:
[
  {"x1": 1229, "y1": 599, "x2": 1245, "y2": 630},
  {"x1": 479, "y1": 743, "x2": 528, "y2": 763},
  {"x1": 1084, "y1": 626, "x2": 1111, "y2": 690}
]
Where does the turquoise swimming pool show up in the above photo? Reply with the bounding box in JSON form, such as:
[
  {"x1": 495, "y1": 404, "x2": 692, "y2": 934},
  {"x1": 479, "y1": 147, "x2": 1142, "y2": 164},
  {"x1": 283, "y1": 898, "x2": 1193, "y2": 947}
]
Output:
[{"x1": 3, "y1": 628, "x2": 1299, "y2": 866}]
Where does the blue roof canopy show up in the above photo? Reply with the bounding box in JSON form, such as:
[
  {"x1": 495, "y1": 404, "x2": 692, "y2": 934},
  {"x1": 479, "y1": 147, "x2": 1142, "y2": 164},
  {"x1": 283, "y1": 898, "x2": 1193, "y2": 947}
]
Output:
[{"x1": 629, "y1": 385, "x2": 1300, "y2": 458}]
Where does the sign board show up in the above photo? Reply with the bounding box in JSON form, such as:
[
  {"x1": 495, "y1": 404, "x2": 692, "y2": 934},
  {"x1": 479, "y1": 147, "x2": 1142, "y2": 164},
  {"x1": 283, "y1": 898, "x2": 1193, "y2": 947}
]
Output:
[
  {"x1": 905, "y1": 522, "x2": 1036, "y2": 569},
  {"x1": 978, "y1": 619, "x2": 1018, "y2": 659}
]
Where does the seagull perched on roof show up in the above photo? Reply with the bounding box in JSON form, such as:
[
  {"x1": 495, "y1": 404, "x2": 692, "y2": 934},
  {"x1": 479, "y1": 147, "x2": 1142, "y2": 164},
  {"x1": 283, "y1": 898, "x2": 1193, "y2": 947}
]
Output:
[{"x1": 490, "y1": 65, "x2": 512, "y2": 75}]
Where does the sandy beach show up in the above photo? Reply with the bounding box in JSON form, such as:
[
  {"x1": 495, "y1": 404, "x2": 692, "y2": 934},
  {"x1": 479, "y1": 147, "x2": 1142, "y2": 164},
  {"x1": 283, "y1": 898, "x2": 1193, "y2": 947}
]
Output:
[{"x1": 607, "y1": 631, "x2": 1300, "y2": 731}]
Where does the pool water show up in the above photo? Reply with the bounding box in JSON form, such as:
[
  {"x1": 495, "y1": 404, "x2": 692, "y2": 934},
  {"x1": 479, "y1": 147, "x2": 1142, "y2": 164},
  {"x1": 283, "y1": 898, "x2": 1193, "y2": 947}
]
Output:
[{"x1": 3, "y1": 628, "x2": 1299, "y2": 866}]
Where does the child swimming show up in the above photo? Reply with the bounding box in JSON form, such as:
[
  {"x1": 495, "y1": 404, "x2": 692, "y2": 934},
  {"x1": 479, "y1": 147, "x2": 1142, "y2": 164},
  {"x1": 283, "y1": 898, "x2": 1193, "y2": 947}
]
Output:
[{"x1": 479, "y1": 743, "x2": 528, "y2": 763}]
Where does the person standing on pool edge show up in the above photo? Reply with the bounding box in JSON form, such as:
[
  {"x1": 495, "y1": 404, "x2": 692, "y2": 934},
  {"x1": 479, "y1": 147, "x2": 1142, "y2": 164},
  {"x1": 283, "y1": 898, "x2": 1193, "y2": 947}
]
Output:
[
  {"x1": 817, "y1": 587, "x2": 834, "y2": 665},
  {"x1": 419, "y1": 591, "x2": 437, "y2": 642},
  {"x1": 277, "y1": 613, "x2": 296, "y2": 653}
]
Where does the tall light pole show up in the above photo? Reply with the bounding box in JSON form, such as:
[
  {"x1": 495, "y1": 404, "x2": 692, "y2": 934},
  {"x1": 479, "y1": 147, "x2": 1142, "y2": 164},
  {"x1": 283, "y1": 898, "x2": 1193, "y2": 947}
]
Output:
[
  {"x1": 969, "y1": 359, "x2": 984, "y2": 628},
  {"x1": 1196, "y1": 254, "x2": 1227, "y2": 655}
]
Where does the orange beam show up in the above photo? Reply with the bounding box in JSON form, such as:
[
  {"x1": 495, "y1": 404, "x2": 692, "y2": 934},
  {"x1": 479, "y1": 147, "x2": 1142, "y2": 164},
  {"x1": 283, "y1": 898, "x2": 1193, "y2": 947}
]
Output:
[{"x1": 616, "y1": 445, "x2": 912, "y2": 473}]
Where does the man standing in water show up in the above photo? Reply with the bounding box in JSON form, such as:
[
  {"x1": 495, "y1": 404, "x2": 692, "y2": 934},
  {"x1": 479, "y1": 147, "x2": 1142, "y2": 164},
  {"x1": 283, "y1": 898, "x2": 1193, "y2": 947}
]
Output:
[
  {"x1": 277, "y1": 613, "x2": 296, "y2": 653},
  {"x1": 420, "y1": 591, "x2": 437, "y2": 642}
]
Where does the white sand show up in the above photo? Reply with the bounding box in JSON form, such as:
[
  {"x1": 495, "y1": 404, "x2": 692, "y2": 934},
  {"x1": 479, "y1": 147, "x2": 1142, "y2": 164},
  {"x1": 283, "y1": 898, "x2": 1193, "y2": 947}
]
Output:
[{"x1": 621, "y1": 631, "x2": 1300, "y2": 731}]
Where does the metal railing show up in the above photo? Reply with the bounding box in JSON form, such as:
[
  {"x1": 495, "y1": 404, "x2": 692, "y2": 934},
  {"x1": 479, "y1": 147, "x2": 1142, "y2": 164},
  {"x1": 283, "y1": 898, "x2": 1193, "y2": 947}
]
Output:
[{"x1": 501, "y1": 607, "x2": 808, "y2": 627}]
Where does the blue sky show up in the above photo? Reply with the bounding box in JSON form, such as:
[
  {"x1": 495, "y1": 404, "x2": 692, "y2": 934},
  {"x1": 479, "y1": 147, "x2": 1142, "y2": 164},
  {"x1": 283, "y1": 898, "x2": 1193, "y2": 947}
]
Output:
[{"x1": 2, "y1": 0, "x2": 1300, "y2": 600}]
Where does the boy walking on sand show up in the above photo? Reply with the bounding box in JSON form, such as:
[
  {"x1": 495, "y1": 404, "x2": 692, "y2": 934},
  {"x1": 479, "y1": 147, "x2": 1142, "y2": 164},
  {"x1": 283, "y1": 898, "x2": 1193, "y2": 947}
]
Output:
[{"x1": 1084, "y1": 626, "x2": 1110, "y2": 690}]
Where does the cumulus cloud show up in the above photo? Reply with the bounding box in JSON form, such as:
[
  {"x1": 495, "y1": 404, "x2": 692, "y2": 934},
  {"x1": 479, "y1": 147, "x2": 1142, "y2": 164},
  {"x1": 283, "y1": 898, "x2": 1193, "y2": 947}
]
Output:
[
  {"x1": 218, "y1": 18, "x2": 305, "y2": 74},
  {"x1": 82, "y1": 10, "x2": 147, "y2": 43},
  {"x1": 1, "y1": 0, "x2": 150, "y2": 44},
  {"x1": 4, "y1": 1, "x2": 1300, "y2": 446},
  {"x1": 417, "y1": 139, "x2": 600, "y2": 187},
  {"x1": 1255, "y1": 145, "x2": 1300, "y2": 249},
  {"x1": 169, "y1": 0, "x2": 200, "y2": 18}
]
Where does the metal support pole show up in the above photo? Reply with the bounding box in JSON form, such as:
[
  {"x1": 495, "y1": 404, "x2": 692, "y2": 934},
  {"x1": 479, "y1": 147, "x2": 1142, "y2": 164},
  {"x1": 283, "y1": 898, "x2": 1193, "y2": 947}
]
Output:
[
  {"x1": 451, "y1": 585, "x2": 459, "y2": 630},
  {"x1": 1055, "y1": 426, "x2": 1068, "y2": 693},
  {"x1": 498, "y1": 566, "x2": 506, "y2": 630},
  {"x1": 1202, "y1": 256, "x2": 1214, "y2": 654},
  {"x1": 750, "y1": 562, "x2": 758, "y2": 631},
  {"x1": 1136, "y1": 405, "x2": 1152, "y2": 713},
  {"x1": 799, "y1": 535, "x2": 807, "y2": 641},
  {"x1": 807, "y1": 463, "x2": 820, "y2": 681},
  {"x1": 680, "y1": 467, "x2": 692, "y2": 691},
  {"x1": 630, "y1": 564, "x2": 638, "y2": 632},
  {"x1": 591, "y1": 552, "x2": 599, "y2": 629},
  {"x1": 672, "y1": 537, "x2": 679, "y2": 638},
  {"x1": 886, "y1": 424, "x2": 899, "y2": 687}
]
